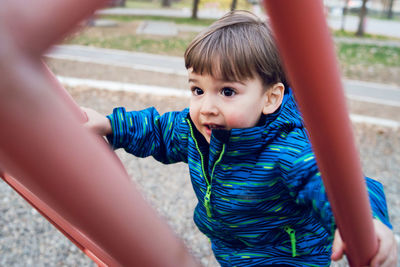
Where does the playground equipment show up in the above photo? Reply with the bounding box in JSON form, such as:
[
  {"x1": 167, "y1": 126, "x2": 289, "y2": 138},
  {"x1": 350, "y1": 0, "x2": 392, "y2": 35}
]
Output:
[
  {"x1": 0, "y1": 0, "x2": 377, "y2": 266},
  {"x1": 263, "y1": 1, "x2": 377, "y2": 265},
  {"x1": 0, "y1": 1, "x2": 198, "y2": 266}
]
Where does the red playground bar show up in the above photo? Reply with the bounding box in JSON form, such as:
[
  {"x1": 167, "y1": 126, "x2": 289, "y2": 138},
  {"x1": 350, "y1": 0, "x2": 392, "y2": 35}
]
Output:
[{"x1": 263, "y1": 0, "x2": 378, "y2": 265}]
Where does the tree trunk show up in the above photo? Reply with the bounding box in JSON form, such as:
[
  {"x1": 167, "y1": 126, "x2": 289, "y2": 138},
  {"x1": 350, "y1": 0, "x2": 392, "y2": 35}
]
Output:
[
  {"x1": 192, "y1": 0, "x2": 200, "y2": 19},
  {"x1": 387, "y1": 0, "x2": 395, "y2": 19},
  {"x1": 230, "y1": 0, "x2": 238, "y2": 11},
  {"x1": 162, "y1": 0, "x2": 172, "y2": 8},
  {"x1": 108, "y1": 0, "x2": 126, "y2": 7},
  {"x1": 356, "y1": 0, "x2": 368, "y2": 36},
  {"x1": 341, "y1": 0, "x2": 351, "y2": 31}
]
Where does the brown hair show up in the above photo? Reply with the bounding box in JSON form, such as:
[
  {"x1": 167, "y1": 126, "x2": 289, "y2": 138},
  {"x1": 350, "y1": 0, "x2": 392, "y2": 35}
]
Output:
[{"x1": 184, "y1": 10, "x2": 288, "y2": 89}]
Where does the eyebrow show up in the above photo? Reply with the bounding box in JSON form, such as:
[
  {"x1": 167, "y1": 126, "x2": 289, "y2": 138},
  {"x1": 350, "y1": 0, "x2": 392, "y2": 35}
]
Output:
[
  {"x1": 231, "y1": 80, "x2": 246, "y2": 86},
  {"x1": 188, "y1": 78, "x2": 246, "y2": 86},
  {"x1": 221, "y1": 80, "x2": 246, "y2": 86}
]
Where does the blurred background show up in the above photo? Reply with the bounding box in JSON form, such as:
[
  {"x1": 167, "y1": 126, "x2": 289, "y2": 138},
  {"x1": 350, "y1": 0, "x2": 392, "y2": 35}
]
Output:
[{"x1": 1, "y1": 0, "x2": 399, "y2": 266}]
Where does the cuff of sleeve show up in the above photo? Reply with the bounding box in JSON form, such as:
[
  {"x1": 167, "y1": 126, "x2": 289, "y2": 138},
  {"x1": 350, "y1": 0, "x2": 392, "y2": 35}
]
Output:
[
  {"x1": 367, "y1": 178, "x2": 393, "y2": 229},
  {"x1": 106, "y1": 107, "x2": 127, "y2": 149}
]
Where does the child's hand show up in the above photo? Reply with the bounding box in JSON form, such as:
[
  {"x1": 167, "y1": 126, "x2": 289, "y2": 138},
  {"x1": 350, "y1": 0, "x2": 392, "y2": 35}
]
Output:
[
  {"x1": 81, "y1": 107, "x2": 112, "y2": 136},
  {"x1": 331, "y1": 219, "x2": 398, "y2": 266}
]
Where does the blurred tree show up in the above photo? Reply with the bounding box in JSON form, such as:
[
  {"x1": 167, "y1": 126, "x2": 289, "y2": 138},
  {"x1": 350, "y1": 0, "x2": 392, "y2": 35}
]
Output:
[
  {"x1": 386, "y1": 0, "x2": 395, "y2": 19},
  {"x1": 162, "y1": 0, "x2": 172, "y2": 7},
  {"x1": 231, "y1": 0, "x2": 238, "y2": 11},
  {"x1": 356, "y1": 0, "x2": 368, "y2": 36},
  {"x1": 192, "y1": 0, "x2": 200, "y2": 19},
  {"x1": 108, "y1": 0, "x2": 126, "y2": 6},
  {"x1": 341, "y1": 0, "x2": 351, "y2": 31}
]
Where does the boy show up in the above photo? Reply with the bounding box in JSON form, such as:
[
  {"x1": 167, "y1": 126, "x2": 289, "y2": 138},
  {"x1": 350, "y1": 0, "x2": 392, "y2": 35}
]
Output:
[{"x1": 83, "y1": 10, "x2": 397, "y2": 266}]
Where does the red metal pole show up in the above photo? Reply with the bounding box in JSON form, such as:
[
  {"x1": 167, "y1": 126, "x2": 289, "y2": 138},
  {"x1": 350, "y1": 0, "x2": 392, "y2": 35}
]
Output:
[
  {"x1": 41, "y1": 62, "x2": 88, "y2": 123},
  {"x1": 0, "y1": 0, "x2": 199, "y2": 266},
  {"x1": 0, "y1": 0, "x2": 108, "y2": 57},
  {"x1": 1, "y1": 173, "x2": 112, "y2": 266},
  {"x1": 0, "y1": 42, "x2": 198, "y2": 267},
  {"x1": 263, "y1": 1, "x2": 377, "y2": 266}
]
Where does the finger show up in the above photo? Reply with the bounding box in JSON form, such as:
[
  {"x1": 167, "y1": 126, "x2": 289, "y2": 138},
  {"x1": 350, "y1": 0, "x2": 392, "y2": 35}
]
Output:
[
  {"x1": 370, "y1": 223, "x2": 396, "y2": 267},
  {"x1": 380, "y1": 236, "x2": 398, "y2": 267},
  {"x1": 376, "y1": 242, "x2": 396, "y2": 267},
  {"x1": 331, "y1": 230, "x2": 345, "y2": 261}
]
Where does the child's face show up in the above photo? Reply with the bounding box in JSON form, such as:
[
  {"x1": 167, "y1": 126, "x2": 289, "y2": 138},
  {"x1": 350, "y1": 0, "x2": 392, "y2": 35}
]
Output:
[{"x1": 188, "y1": 69, "x2": 275, "y2": 143}]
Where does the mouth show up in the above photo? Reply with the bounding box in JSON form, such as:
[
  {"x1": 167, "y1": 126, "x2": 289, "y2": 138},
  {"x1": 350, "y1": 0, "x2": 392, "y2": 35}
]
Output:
[
  {"x1": 203, "y1": 123, "x2": 225, "y2": 136},
  {"x1": 205, "y1": 124, "x2": 225, "y2": 130}
]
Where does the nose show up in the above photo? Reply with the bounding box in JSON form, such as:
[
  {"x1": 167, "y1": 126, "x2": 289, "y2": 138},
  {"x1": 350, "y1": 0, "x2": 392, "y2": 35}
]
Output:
[{"x1": 200, "y1": 95, "x2": 218, "y2": 116}]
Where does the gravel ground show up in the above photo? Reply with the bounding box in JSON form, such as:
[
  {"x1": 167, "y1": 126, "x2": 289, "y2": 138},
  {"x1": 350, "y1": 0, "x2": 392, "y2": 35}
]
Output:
[{"x1": 1, "y1": 84, "x2": 399, "y2": 266}]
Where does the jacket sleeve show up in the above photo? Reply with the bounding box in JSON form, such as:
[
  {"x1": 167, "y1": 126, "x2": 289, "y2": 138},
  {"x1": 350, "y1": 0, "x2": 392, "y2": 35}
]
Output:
[
  {"x1": 106, "y1": 106, "x2": 189, "y2": 164},
  {"x1": 280, "y1": 145, "x2": 392, "y2": 236}
]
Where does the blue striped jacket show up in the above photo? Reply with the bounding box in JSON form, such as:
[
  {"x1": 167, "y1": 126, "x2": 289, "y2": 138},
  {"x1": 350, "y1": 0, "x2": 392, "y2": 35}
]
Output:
[{"x1": 107, "y1": 89, "x2": 391, "y2": 266}]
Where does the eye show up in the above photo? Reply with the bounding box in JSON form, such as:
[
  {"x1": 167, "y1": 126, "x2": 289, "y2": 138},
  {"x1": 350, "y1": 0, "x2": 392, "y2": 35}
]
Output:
[
  {"x1": 221, "y1": 87, "x2": 235, "y2": 97},
  {"x1": 191, "y1": 87, "x2": 204, "y2": 96}
]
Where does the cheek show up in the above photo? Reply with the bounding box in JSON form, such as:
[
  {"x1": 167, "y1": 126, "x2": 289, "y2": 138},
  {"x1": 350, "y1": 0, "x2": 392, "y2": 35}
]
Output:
[
  {"x1": 189, "y1": 107, "x2": 196, "y2": 121},
  {"x1": 189, "y1": 104, "x2": 200, "y2": 124},
  {"x1": 225, "y1": 110, "x2": 259, "y2": 129},
  {"x1": 189, "y1": 99, "x2": 197, "y2": 115},
  {"x1": 225, "y1": 112, "x2": 252, "y2": 128}
]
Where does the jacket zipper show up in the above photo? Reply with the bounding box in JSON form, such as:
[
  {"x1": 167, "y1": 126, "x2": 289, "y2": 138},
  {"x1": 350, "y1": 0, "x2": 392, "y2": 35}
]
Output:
[
  {"x1": 208, "y1": 144, "x2": 225, "y2": 216},
  {"x1": 187, "y1": 119, "x2": 225, "y2": 217},
  {"x1": 284, "y1": 226, "x2": 297, "y2": 257}
]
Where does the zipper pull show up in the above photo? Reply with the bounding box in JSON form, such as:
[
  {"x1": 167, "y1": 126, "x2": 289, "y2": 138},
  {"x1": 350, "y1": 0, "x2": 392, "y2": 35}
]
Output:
[
  {"x1": 204, "y1": 185, "x2": 212, "y2": 217},
  {"x1": 284, "y1": 226, "x2": 297, "y2": 257}
]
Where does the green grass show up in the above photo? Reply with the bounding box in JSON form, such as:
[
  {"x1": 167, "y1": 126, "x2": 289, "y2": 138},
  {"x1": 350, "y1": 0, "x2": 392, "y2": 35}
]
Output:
[
  {"x1": 332, "y1": 29, "x2": 399, "y2": 41},
  {"x1": 337, "y1": 43, "x2": 400, "y2": 67},
  {"x1": 67, "y1": 15, "x2": 400, "y2": 67},
  {"x1": 124, "y1": 0, "x2": 252, "y2": 12},
  {"x1": 125, "y1": 0, "x2": 193, "y2": 9},
  {"x1": 67, "y1": 30, "x2": 197, "y2": 57},
  {"x1": 100, "y1": 14, "x2": 216, "y2": 26}
]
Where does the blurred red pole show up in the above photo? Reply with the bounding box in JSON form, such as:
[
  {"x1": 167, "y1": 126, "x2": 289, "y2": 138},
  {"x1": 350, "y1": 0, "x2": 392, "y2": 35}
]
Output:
[
  {"x1": 41, "y1": 63, "x2": 88, "y2": 123},
  {"x1": 262, "y1": 0, "x2": 377, "y2": 266},
  {"x1": 0, "y1": 0, "x2": 108, "y2": 57},
  {"x1": 1, "y1": 173, "x2": 114, "y2": 266},
  {"x1": 0, "y1": 0, "x2": 198, "y2": 266}
]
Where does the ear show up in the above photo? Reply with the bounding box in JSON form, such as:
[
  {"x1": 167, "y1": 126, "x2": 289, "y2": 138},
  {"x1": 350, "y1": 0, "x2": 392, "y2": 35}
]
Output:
[{"x1": 262, "y1": 83, "x2": 285, "y2": 115}]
